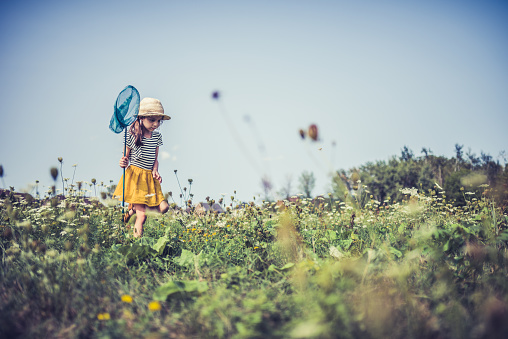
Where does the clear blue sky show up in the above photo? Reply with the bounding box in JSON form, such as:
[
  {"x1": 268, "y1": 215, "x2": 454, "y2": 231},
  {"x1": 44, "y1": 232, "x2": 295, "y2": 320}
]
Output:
[{"x1": 1, "y1": 0, "x2": 507, "y2": 203}]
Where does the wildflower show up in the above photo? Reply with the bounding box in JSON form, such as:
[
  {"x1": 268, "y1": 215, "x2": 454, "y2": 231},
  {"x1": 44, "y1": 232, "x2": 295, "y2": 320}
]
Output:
[
  {"x1": 97, "y1": 313, "x2": 111, "y2": 320},
  {"x1": 148, "y1": 301, "x2": 161, "y2": 311},
  {"x1": 308, "y1": 124, "x2": 318, "y2": 141},
  {"x1": 121, "y1": 294, "x2": 133, "y2": 303},
  {"x1": 254, "y1": 246, "x2": 259, "y2": 249},
  {"x1": 399, "y1": 187, "x2": 418, "y2": 196}
]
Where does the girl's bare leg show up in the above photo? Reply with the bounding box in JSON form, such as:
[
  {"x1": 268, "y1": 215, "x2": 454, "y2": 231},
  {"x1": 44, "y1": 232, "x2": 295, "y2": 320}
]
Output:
[
  {"x1": 158, "y1": 200, "x2": 169, "y2": 214},
  {"x1": 132, "y1": 204, "x2": 146, "y2": 238}
]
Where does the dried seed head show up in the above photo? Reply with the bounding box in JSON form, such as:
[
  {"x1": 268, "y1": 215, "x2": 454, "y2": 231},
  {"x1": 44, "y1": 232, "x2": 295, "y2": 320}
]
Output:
[
  {"x1": 50, "y1": 167, "x2": 58, "y2": 181},
  {"x1": 0, "y1": 165, "x2": 3, "y2": 177},
  {"x1": 58, "y1": 157, "x2": 63, "y2": 163},
  {"x1": 212, "y1": 91, "x2": 220, "y2": 100},
  {"x1": 308, "y1": 124, "x2": 318, "y2": 141},
  {"x1": 91, "y1": 178, "x2": 96, "y2": 184},
  {"x1": 299, "y1": 129, "x2": 305, "y2": 139}
]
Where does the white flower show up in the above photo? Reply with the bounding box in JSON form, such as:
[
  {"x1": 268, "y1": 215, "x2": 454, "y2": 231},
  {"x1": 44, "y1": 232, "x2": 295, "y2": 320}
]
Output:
[{"x1": 399, "y1": 187, "x2": 418, "y2": 196}]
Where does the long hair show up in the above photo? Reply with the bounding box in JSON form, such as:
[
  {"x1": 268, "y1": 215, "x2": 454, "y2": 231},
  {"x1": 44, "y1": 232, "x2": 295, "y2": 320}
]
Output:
[{"x1": 129, "y1": 118, "x2": 144, "y2": 147}]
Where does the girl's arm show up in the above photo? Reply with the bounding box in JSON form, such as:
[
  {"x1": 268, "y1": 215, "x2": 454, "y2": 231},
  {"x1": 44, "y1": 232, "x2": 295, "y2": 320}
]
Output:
[
  {"x1": 152, "y1": 147, "x2": 162, "y2": 183},
  {"x1": 119, "y1": 147, "x2": 131, "y2": 168}
]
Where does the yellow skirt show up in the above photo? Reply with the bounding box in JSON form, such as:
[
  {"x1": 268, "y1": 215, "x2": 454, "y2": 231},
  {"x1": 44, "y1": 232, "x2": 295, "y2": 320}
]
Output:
[{"x1": 113, "y1": 165, "x2": 165, "y2": 207}]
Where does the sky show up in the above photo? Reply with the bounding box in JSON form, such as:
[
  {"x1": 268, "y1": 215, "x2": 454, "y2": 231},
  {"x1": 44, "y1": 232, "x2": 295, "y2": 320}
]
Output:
[{"x1": 1, "y1": 0, "x2": 507, "y2": 204}]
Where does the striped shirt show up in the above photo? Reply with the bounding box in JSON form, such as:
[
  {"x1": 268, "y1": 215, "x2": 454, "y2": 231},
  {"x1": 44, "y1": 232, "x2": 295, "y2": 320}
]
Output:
[{"x1": 125, "y1": 130, "x2": 163, "y2": 170}]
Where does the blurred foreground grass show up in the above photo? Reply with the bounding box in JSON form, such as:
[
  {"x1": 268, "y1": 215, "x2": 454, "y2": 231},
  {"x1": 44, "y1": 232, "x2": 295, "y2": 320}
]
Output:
[{"x1": 1, "y1": 185, "x2": 507, "y2": 338}]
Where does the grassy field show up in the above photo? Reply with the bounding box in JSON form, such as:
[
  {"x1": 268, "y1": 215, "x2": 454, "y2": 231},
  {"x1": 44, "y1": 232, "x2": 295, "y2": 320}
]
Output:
[{"x1": 1, "y1": 185, "x2": 507, "y2": 338}]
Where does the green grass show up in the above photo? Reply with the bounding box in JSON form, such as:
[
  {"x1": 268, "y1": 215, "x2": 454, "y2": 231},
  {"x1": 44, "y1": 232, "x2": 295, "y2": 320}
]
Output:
[{"x1": 1, "y1": 186, "x2": 507, "y2": 338}]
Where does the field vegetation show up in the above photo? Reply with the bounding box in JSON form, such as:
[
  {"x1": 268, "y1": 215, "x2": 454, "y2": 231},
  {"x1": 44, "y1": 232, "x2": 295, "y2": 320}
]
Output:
[{"x1": 1, "y1": 148, "x2": 508, "y2": 338}]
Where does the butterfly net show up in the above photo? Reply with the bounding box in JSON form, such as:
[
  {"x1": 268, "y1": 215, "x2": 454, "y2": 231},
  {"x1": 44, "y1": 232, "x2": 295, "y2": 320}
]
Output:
[{"x1": 109, "y1": 85, "x2": 140, "y2": 133}]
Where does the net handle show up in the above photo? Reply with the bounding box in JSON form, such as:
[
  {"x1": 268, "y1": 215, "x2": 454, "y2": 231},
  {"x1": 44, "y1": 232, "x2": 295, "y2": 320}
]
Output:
[{"x1": 122, "y1": 128, "x2": 127, "y2": 208}]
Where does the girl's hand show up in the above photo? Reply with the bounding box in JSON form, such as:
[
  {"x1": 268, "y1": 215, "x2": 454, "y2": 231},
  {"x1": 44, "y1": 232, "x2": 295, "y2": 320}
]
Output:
[
  {"x1": 119, "y1": 156, "x2": 129, "y2": 168},
  {"x1": 153, "y1": 170, "x2": 162, "y2": 183}
]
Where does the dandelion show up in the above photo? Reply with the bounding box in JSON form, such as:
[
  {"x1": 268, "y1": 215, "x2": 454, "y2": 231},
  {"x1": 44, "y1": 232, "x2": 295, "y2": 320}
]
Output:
[
  {"x1": 97, "y1": 313, "x2": 111, "y2": 320},
  {"x1": 121, "y1": 294, "x2": 133, "y2": 303},
  {"x1": 148, "y1": 301, "x2": 161, "y2": 311}
]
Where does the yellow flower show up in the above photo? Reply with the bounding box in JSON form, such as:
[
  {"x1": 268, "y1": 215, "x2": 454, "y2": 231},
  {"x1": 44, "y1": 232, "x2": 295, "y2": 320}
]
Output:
[
  {"x1": 121, "y1": 294, "x2": 133, "y2": 303},
  {"x1": 254, "y1": 247, "x2": 259, "y2": 249},
  {"x1": 97, "y1": 312, "x2": 111, "y2": 320},
  {"x1": 148, "y1": 301, "x2": 162, "y2": 312}
]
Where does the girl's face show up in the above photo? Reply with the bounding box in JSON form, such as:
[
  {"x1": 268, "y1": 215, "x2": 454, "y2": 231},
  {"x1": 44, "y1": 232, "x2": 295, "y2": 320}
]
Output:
[{"x1": 140, "y1": 117, "x2": 162, "y2": 132}]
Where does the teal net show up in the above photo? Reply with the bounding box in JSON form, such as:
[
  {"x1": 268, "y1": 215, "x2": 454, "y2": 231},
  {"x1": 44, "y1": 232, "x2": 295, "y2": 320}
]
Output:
[{"x1": 109, "y1": 85, "x2": 140, "y2": 133}]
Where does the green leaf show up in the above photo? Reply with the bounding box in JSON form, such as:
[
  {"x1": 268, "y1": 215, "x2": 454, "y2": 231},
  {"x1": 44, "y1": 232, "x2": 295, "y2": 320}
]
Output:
[
  {"x1": 280, "y1": 263, "x2": 295, "y2": 271},
  {"x1": 175, "y1": 249, "x2": 196, "y2": 268},
  {"x1": 443, "y1": 240, "x2": 450, "y2": 252},
  {"x1": 326, "y1": 229, "x2": 337, "y2": 241},
  {"x1": 153, "y1": 280, "x2": 208, "y2": 301},
  {"x1": 389, "y1": 247, "x2": 402, "y2": 258},
  {"x1": 498, "y1": 230, "x2": 508, "y2": 241},
  {"x1": 398, "y1": 223, "x2": 406, "y2": 233},
  {"x1": 153, "y1": 236, "x2": 169, "y2": 255}
]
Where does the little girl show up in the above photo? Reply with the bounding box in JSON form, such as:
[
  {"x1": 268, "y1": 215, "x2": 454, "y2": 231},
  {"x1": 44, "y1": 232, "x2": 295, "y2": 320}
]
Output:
[{"x1": 113, "y1": 97, "x2": 170, "y2": 237}]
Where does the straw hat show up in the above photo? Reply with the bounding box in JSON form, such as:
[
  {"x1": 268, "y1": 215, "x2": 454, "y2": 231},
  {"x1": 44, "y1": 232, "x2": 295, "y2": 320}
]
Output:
[{"x1": 138, "y1": 97, "x2": 171, "y2": 120}]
